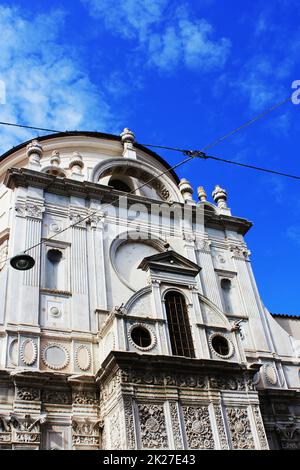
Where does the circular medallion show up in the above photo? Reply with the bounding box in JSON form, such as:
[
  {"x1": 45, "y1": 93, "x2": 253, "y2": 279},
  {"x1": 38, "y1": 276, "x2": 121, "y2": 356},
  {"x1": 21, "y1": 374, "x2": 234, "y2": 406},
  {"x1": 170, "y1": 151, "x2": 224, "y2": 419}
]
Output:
[
  {"x1": 191, "y1": 420, "x2": 203, "y2": 433},
  {"x1": 42, "y1": 343, "x2": 69, "y2": 370},
  {"x1": 145, "y1": 417, "x2": 159, "y2": 433},
  {"x1": 235, "y1": 422, "x2": 245, "y2": 434}
]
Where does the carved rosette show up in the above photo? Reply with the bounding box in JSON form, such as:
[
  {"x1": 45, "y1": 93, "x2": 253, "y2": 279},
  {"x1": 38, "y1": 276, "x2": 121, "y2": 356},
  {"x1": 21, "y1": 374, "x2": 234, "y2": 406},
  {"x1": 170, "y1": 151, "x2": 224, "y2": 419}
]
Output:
[
  {"x1": 169, "y1": 402, "x2": 184, "y2": 449},
  {"x1": 123, "y1": 396, "x2": 136, "y2": 450},
  {"x1": 213, "y1": 405, "x2": 229, "y2": 449},
  {"x1": 138, "y1": 403, "x2": 168, "y2": 449},
  {"x1": 226, "y1": 407, "x2": 255, "y2": 449},
  {"x1": 252, "y1": 405, "x2": 269, "y2": 449},
  {"x1": 182, "y1": 405, "x2": 214, "y2": 449}
]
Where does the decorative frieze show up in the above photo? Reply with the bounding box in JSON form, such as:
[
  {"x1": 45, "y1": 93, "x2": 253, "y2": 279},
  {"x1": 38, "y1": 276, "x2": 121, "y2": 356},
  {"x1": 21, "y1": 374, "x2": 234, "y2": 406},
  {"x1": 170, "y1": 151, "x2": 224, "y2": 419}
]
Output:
[
  {"x1": 226, "y1": 407, "x2": 255, "y2": 450},
  {"x1": 138, "y1": 403, "x2": 168, "y2": 449},
  {"x1": 42, "y1": 389, "x2": 72, "y2": 404},
  {"x1": 72, "y1": 391, "x2": 98, "y2": 406},
  {"x1": 182, "y1": 405, "x2": 214, "y2": 449},
  {"x1": 169, "y1": 402, "x2": 184, "y2": 449},
  {"x1": 213, "y1": 405, "x2": 229, "y2": 449},
  {"x1": 123, "y1": 396, "x2": 136, "y2": 450},
  {"x1": 252, "y1": 405, "x2": 269, "y2": 449},
  {"x1": 16, "y1": 387, "x2": 40, "y2": 401}
]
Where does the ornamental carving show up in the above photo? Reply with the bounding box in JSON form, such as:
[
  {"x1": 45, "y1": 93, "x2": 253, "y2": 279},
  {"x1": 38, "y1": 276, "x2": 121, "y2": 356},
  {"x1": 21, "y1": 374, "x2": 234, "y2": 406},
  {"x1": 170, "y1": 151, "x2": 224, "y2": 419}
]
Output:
[
  {"x1": 42, "y1": 342, "x2": 70, "y2": 370},
  {"x1": 10, "y1": 414, "x2": 46, "y2": 444},
  {"x1": 75, "y1": 345, "x2": 91, "y2": 371},
  {"x1": 213, "y1": 406, "x2": 228, "y2": 449},
  {"x1": 127, "y1": 323, "x2": 156, "y2": 351},
  {"x1": 230, "y1": 244, "x2": 250, "y2": 259},
  {"x1": 196, "y1": 239, "x2": 211, "y2": 252},
  {"x1": 208, "y1": 375, "x2": 246, "y2": 391},
  {"x1": 121, "y1": 369, "x2": 208, "y2": 389},
  {"x1": 69, "y1": 211, "x2": 87, "y2": 228},
  {"x1": 226, "y1": 407, "x2": 255, "y2": 449},
  {"x1": 72, "y1": 418, "x2": 101, "y2": 447},
  {"x1": 26, "y1": 203, "x2": 45, "y2": 219},
  {"x1": 123, "y1": 396, "x2": 136, "y2": 450},
  {"x1": 16, "y1": 387, "x2": 40, "y2": 401},
  {"x1": 0, "y1": 416, "x2": 11, "y2": 443},
  {"x1": 20, "y1": 338, "x2": 37, "y2": 366},
  {"x1": 275, "y1": 423, "x2": 300, "y2": 450},
  {"x1": 169, "y1": 402, "x2": 184, "y2": 449},
  {"x1": 182, "y1": 405, "x2": 214, "y2": 449},
  {"x1": 264, "y1": 364, "x2": 278, "y2": 386},
  {"x1": 72, "y1": 391, "x2": 98, "y2": 406},
  {"x1": 109, "y1": 409, "x2": 121, "y2": 450},
  {"x1": 138, "y1": 404, "x2": 168, "y2": 449},
  {"x1": 208, "y1": 332, "x2": 235, "y2": 359},
  {"x1": 252, "y1": 405, "x2": 269, "y2": 449},
  {"x1": 42, "y1": 390, "x2": 71, "y2": 404}
]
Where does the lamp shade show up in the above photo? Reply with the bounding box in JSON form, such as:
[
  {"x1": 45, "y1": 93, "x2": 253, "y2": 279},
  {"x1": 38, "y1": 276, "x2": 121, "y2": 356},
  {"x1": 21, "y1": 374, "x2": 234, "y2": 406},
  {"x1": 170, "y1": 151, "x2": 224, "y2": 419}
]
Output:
[{"x1": 10, "y1": 254, "x2": 35, "y2": 271}]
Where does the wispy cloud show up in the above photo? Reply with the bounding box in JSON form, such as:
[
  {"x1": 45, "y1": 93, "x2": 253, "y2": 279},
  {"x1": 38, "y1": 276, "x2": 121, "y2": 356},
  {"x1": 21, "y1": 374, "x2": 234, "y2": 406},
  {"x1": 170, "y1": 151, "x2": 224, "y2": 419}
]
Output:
[
  {"x1": 286, "y1": 225, "x2": 300, "y2": 245},
  {"x1": 0, "y1": 5, "x2": 118, "y2": 154},
  {"x1": 82, "y1": 0, "x2": 231, "y2": 72}
]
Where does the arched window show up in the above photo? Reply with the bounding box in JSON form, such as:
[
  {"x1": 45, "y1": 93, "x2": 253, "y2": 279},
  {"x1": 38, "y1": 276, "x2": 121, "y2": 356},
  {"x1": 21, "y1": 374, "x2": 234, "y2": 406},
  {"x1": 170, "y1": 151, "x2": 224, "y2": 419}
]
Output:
[
  {"x1": 164, "y1": 291, "x2": 195, "y2": 358},
  {"x1": 108, "y1": 178, "x2": 131, "y2": 193}
]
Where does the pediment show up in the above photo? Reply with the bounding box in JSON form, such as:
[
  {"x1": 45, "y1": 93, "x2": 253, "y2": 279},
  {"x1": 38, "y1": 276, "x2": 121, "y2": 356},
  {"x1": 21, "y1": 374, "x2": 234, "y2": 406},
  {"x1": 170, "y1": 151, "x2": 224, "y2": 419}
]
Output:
[{"x1": 138, "y1": 250, "x2": 201, "y2": 277}]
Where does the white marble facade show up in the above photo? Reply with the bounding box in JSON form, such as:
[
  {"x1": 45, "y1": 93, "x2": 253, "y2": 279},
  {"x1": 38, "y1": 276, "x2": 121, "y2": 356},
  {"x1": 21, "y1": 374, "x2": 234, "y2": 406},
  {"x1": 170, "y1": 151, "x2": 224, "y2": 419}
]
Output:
[{"x1": 0, "y1": 129, "x2": 298, "y2": 450}]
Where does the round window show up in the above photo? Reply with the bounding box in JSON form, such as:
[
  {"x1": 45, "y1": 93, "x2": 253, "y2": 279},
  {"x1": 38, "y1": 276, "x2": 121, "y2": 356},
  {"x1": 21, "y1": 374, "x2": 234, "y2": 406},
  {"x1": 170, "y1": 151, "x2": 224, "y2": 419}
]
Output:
[
  {"x1": 131, "y1": 326, "x2": 152, "y2": 349},
  {"x1": 211, "y1": 335, "x2": 230, "y2": 356}
]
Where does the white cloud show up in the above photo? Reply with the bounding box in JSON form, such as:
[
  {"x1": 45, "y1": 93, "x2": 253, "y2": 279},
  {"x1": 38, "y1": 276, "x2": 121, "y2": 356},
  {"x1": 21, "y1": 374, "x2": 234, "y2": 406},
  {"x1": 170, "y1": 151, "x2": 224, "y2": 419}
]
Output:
[
  {"x1": 82, "y1": 0, "x2": 231, "y2": 72},
  {"x1": 0, "y1": 6, "x2": 118, "y2": 154}
]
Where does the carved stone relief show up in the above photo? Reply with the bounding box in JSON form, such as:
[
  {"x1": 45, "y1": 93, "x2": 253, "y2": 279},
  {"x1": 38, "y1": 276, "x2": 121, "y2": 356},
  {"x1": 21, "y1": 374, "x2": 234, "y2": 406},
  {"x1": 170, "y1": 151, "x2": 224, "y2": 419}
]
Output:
[
  {"x1": 20, "y1": 338, "x2": 38, "y2": 366},
  {"x1": 226, "y1": 407, "x2": 255, "y2": 449},
  {"x1": 16, "y1": 387, "x2": 40, "y2": 401},
  {"x1": 252, "y1": 405, "x2": 269, "y2": 449},
  {"x1": 75, "y1": 345, "x2": 91, "y2": 371},
  {"x1": 72, "y1": 418, "x2": 101, "y2": 447},
  {"x1": 138, "y1": 403, "x2": 168, "y2": 449},
  {"x1": 169, "y1": 402, "x2": 184, "y2": 450},
  {"x1": 41, "y1": 342, "x2": 70, "y2": 370},
  {"x1": 182, "y1": 405, "x2": 214, "y2": 449},
  {"x1": 213, "y1": 405, "x2": 229, "y2": 449},
  {"x1": 123, "y1": 396, "x2": 136, "y2": 450}
]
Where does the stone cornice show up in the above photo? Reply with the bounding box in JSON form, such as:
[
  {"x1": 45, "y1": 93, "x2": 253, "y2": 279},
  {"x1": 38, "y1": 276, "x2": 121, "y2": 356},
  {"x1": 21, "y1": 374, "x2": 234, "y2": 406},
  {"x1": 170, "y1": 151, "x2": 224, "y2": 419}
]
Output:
[{"x1": 4, "y1": 167, "x2": 253, "y2": 234}]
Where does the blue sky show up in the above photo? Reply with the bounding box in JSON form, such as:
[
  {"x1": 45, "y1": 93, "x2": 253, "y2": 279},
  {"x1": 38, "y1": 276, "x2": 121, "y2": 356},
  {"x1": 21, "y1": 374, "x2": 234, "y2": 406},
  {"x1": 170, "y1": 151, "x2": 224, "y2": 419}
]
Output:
[{"x1": 0, "y1": 0, "x2": 299, "y2": 314}]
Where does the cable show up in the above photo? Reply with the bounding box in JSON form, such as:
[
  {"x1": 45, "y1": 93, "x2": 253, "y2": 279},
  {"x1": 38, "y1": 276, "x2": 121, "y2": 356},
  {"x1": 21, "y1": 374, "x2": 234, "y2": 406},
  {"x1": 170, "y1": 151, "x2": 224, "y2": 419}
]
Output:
[
  {"x1": 1, "y1": 151, "x2": 196, "y2": 264},
  {"x1": 140, "y1": 94, "x2": 293, "y2": 154},
  {"x1": 0, "y1": 92, "x2": 296, "y2": 265}
]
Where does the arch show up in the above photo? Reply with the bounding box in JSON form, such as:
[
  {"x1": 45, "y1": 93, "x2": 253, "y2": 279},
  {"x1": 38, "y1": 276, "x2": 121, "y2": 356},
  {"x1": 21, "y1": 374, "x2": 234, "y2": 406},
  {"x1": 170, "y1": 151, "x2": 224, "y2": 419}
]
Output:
[
  {"x1": 124, "y1": 286, "x2": 152, "y2": 314},
  {"x1": 198, "y1": 293, "x2": 231, "y2": 328},
  {"x1": 110, "y1": 231, "x2": 169, "y2": 292},
  {"x1": 91, "y1": 158, "x2": 182, "y2": 203},
  {"x1": 164, "y1": 290, "x2": 195, "y2": 358}
]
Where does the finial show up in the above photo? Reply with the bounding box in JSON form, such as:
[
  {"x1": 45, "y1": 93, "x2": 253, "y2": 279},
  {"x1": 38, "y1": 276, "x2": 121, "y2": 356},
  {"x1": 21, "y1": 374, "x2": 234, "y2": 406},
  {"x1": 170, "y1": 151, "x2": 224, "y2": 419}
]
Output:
[
  {"x1": 120, "y1": 128, "x2": 135, "y2": 144},
  {"x1": 69, "y1": 152, "x2": 84, "y2": 180},
  {"x1": 212, "y1": 185, "x2": 227, "y2": 208},
  {"x1": 26, "y1": 140, "x2": 43, "y2": 169},
  {"x1": 197, "y1": 186, "x2": 207, "y2": 202},
  {"x1": 50, "y1": 150, "x2": 61, "y2": 167},
  {"x1": 179, "y1": 178, "x2": 193, "y2": 202}
]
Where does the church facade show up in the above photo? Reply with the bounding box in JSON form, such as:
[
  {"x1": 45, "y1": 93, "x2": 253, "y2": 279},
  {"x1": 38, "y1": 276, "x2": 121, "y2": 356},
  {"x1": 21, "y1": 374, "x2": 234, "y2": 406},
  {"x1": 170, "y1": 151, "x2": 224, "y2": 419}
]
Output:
[{"x1": 0, "y1": 129, "x2": 299, "y2": 450}]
